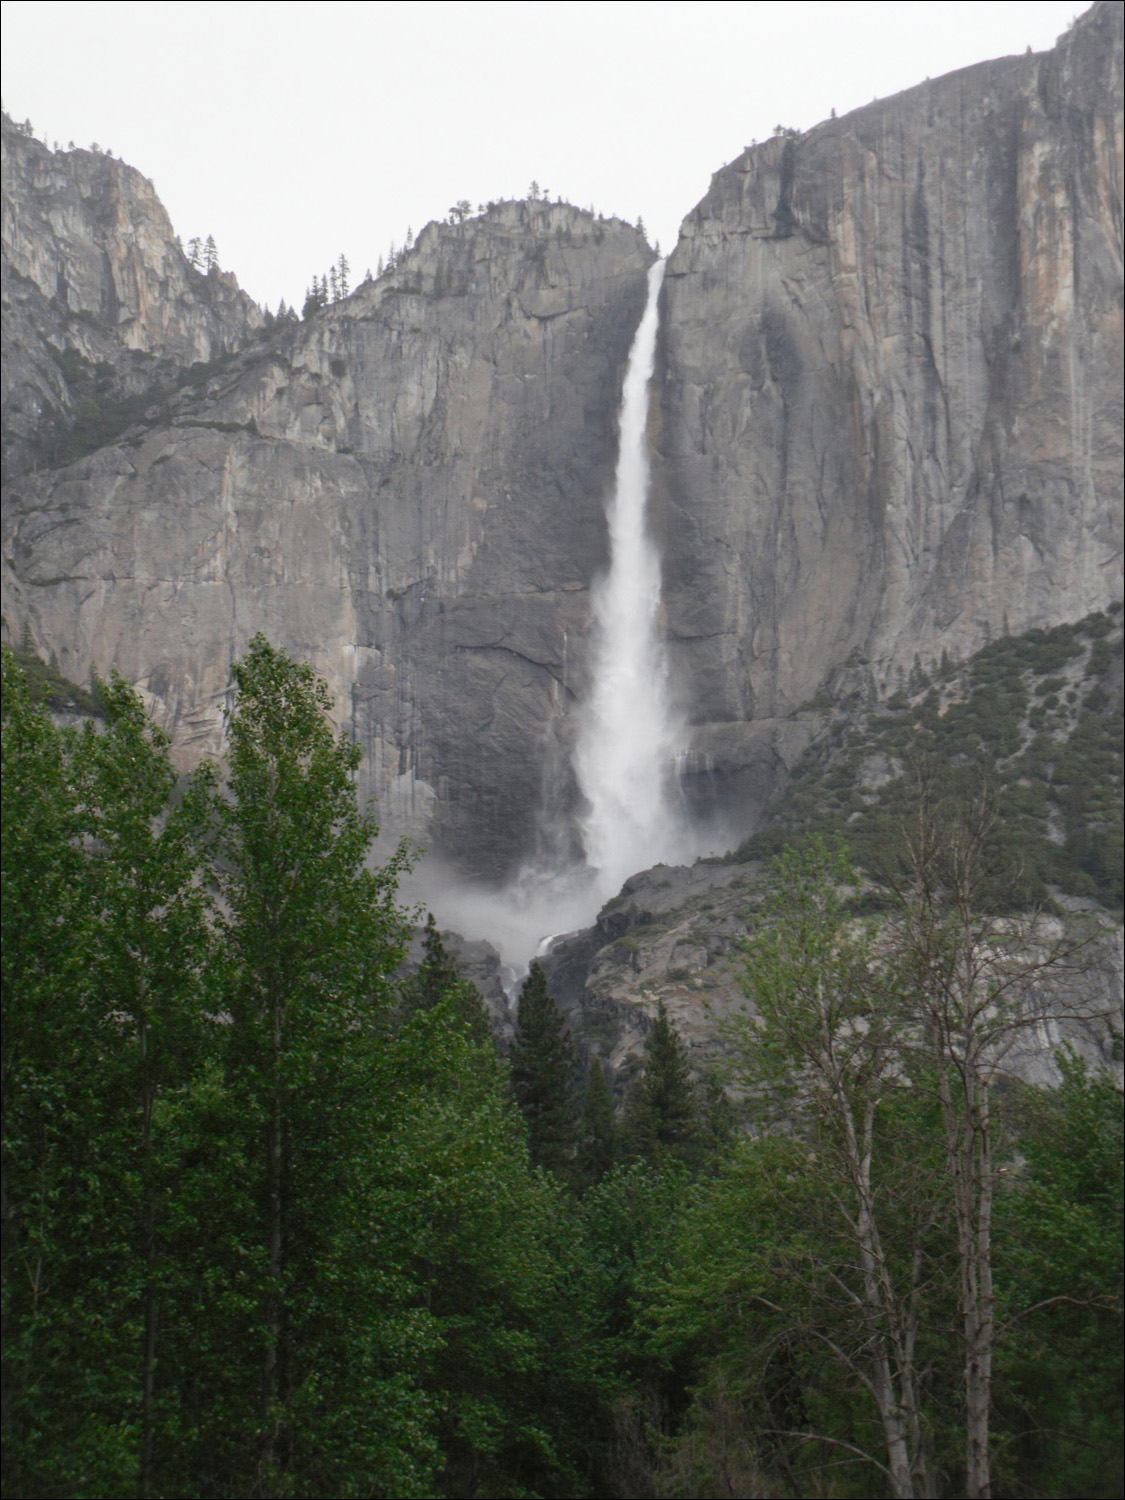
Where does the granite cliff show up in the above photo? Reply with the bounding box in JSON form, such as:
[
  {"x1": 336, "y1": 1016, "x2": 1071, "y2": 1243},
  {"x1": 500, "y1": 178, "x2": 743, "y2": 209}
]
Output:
[
  {"x1": 2, "y1": 138, "x2": 652, "y2": 873},
  {"x1": 2, "y1": 116, "x2": 262, "y2": 478},
  {"x1": 660, "y1": 0, "x2": 1123, "y2": 830},
  {"x1": 2, "y1": 3, "x2": 1122, "y2": 882}
]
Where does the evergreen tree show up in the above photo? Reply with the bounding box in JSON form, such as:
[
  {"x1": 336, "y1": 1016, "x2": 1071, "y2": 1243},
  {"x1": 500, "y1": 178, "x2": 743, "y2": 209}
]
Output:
[
  {"x1": 186, "y1": 235, "x2": 202, "y2": 269},
  {"x1": 1, "y1": 651, "x2": 217, "y2": 1497},
  {"x1": 336, "y1": 251, "x2": 349, "y2": 298},
  {"x1": 622, "y1": 1000, "x2": 698, "y2": 1163},
  {"x1": 509, "y1": 962, "x2": 579, "y2": 1176},
  {"x1": 403, "y1": 913, "x2": 491, "y2": 1043},
  {"x1": 577, "y1": 1057, "x2": 617, "y2": 1186},
  {"x1": 302, "y1": 277, "x2": 327, "y2": 319},
  {"x1": 203, "y1": 234, "x2": 218, "y2": 272}
]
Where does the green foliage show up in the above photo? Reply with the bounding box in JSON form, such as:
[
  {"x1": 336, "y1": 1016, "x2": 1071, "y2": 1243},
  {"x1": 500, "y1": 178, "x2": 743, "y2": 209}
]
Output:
[
  {"x1": 403, "y1": 912, "x2": 492, "y2": 1043},
  {"x1": 4, "y1": 635, "x2": 1120, "y2": 1498},
  {"x1": 742, "y1": 611, "x2": 1124, "y2": 911},
  {"x1": 993, "y1": 1054, "x2": 1125, "y2": 1498},
  {"x1": 6, "y1": 643, "x2": 103, "y2": 715},
  {"x1": 509, "y1": 961, "x2": 580, "y2": 1177},
  {"x1": 1, "y1": 640, "x2": 614, "y2": 1498},
  {"x1": 577, "y1": 1058, "x2": 617, "y2": 1187},
  {"x1": 621, "y1": 1001, "x2": 700, "y2": 1166},
  {"x1": 2, "y1": 647, "x2": 218, "y2": 1497}
]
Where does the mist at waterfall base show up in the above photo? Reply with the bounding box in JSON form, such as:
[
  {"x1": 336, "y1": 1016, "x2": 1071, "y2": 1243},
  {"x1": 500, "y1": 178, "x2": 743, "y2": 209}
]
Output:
[{"x1": 408, "y1": 261, "x2": 729, "y2": 973}]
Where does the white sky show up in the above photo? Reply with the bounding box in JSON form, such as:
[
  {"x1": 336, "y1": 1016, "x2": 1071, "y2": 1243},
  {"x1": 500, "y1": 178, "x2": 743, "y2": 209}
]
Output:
[{"x1": 2, "y1": 1, "x2": 1084, "y2": 312}]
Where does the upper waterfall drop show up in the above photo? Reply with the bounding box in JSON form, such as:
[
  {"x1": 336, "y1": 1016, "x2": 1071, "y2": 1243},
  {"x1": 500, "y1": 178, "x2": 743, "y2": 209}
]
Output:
[{"x1": 574, "y1": 258, "x2": 689, "y2": 896}]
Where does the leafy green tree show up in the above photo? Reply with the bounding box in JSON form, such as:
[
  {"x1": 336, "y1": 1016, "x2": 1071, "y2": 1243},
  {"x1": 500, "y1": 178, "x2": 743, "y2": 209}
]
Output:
[
  {"x1": 993, "y1": 1053, "x2": 1124, "y2": 1497},
  {"x1": 889, "y1": 773, "x2": 1098, "y2": 1498},
  {"x1": 728, "y1": 837, "x2": 939, "y2": 1498},
  {"x1": 1, "y1": 651, "x2": 217, "y2": 1498},
  {"x1": 714, "y1": 824, "x2": 1106, "y2": 1499},
  {"x1": 201, "y1": 635, "x2": 426, "y2": 1493},
  {"x1": 509, "y1": 962, "x2": 580, "y2": 1175}
]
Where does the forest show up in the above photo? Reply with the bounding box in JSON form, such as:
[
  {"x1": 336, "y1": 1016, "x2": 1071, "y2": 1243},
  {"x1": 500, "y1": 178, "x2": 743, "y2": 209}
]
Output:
[{"x1": 2, "y1": 638, "x2": 1121, "y2": 1500}]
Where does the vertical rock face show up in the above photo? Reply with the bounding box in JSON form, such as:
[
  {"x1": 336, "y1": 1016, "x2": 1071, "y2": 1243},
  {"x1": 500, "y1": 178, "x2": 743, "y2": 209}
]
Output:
[
  {"x1": 2, "y1": 177, "x2": 651, "y2": 876},
  {"x1": 658, "y1": 1, "x2": 1123, "y2": 824},
  {"x1": 1, "y1": 115, "x2": 263, "y2": 481},
  {"x1": 1, "y1": 115, "x2": 261, "y2": 363}
]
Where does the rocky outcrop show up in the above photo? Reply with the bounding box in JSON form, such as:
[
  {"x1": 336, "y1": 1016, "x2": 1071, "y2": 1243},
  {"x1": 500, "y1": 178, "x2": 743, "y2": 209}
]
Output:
[
  {"x1": 1, "y1": 114, "x2": 260, "y2": 364},
  {"x1": 541, "y1": 859, "x2": 1125, "y2": 1095},
  {"x1": 2, "y1": 185, "x2": 652, "y2": 876},
  {"x1": 659, "y1": 1, "x2": 1123, "y2": 828},
  {"x1": 1, "y1": 113, "x2": 262, "y2": 480}
]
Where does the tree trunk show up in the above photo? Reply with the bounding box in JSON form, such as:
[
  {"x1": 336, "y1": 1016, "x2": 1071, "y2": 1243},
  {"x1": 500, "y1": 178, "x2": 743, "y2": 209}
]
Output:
[
  {"x1": 964, "y1": 1080, "x2": 993, "y2": 1499},
  {"x1": 841, "y1": 1096, "x2": 919, "y2": 1499}
]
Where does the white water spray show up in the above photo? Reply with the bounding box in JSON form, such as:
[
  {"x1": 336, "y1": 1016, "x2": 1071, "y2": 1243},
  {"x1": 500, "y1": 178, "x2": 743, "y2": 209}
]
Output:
[{"x1": 574, "y1": 259, "x2": 688, "y2": 896}]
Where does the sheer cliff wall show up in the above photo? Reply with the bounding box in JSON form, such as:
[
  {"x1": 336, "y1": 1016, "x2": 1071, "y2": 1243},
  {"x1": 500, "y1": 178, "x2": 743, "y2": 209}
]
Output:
[
  {"x1": 659, "y1": 1, "x2": 1123, "y2": 826},
  {"x1": 2, "y1": 154, "x2": 652, "y2": 873}
]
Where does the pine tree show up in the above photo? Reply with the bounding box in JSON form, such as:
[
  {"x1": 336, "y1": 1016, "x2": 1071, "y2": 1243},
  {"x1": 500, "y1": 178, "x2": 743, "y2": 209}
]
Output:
[
  {"x1": 186, "y1": 236, "x2": 202, "y2": 269},
  {"x1": 577, "y1": 1057, "x2": 616, "y2": 1186},
  {"x1": 336, "y1": 252, "x2": 349, "y2": 298},
  {"x1": 203, "y1": 234, "x2": 218, "y2": 272},
  {"x1": 622, "y1": 1000, "x2": 697, "y2": 1162},
  {"x1": 403, "y1": 913, "x2": 491, "y2": 1043},
  {"x1": 509, "y1": 962, "x2": 579, "y2": 1176}
]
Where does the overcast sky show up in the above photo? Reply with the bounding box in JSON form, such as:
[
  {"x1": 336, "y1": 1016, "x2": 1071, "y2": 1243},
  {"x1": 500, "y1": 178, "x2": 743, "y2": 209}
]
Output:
[{"x1": 2, "y1": 1, "x2": 1084, "y2": 312}]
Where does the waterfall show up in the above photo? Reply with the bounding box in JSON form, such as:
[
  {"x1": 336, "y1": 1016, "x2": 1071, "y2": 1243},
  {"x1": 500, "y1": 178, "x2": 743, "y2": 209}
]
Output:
[
  {"x1": 573, "y1": 259, "x2": 687, "y2": 896},
  {"x1": 411, "y1": 258, "x2": 699, "y2": 967}
]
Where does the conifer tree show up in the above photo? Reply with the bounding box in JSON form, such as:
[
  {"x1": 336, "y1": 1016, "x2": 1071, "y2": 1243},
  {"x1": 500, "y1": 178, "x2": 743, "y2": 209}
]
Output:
[
  {"x1": 509, "y1": 962, "x2": 579, "y2": 1176},
  {"x1": 403, "y1": 913, "x2": 492, "y2": 1043},
  {"x1": 203, "y1": 234, "x2": 218, "y2": 272},
  {"x1": 577, "y1": 1056, "x2": 616, "y2": 1186},
  {"x1": 622, "y1": 1000, "x2": 697, "y2": 1162}
]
